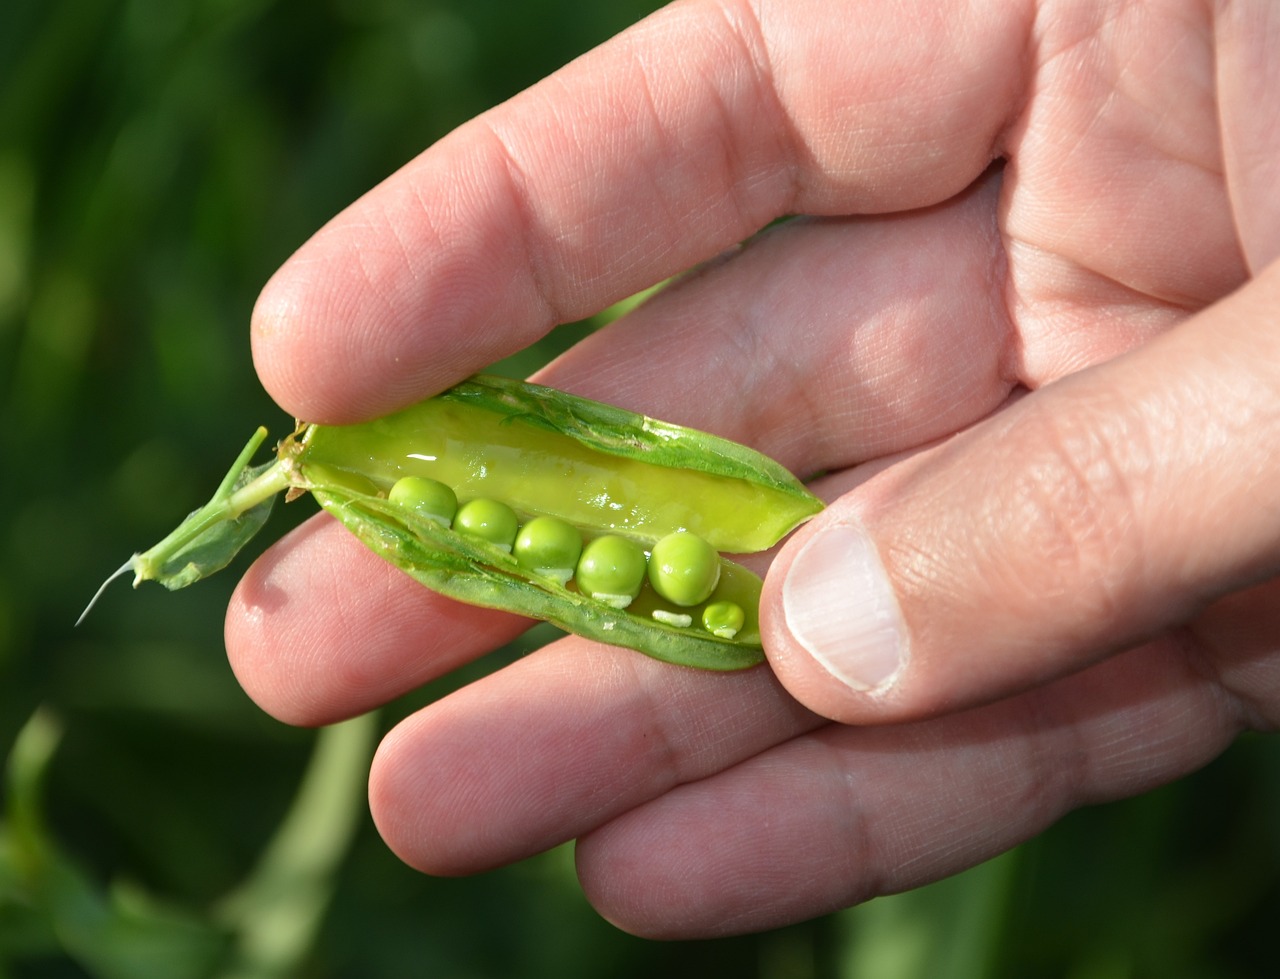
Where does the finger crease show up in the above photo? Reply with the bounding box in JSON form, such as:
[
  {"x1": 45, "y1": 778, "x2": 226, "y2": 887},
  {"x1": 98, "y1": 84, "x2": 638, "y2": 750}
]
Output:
[{"x1": 473, "y1": 119, "x2": 571, "y2": 327}]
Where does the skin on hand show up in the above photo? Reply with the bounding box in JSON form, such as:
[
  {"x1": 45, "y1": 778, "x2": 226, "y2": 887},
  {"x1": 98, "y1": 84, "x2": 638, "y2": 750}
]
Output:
[{"x1": 227, "y1": 0, "x2": 1280, "y2": 938}]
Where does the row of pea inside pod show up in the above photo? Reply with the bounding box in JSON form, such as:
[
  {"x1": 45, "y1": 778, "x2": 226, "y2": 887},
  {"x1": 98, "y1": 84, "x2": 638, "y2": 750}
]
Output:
[{"x1": 387, "y1": 476, "x2": 747, "y2": 640}]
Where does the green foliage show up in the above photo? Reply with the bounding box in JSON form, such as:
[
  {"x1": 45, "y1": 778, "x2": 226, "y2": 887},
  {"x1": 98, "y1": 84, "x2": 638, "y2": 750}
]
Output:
[{"x1": 2, "y1": 0, "x2": 1278, "y2": 977}]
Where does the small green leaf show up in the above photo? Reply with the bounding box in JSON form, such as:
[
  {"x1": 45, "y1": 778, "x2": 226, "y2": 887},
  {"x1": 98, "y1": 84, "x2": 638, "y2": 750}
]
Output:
[{"x1": 146, "y1": 461, "x2": 277, "y2": 590}]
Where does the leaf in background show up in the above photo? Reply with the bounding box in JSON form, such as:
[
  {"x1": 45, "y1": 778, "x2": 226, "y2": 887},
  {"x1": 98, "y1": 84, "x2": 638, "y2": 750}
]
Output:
[{"x1": 1, "y1": 709, "x2": 228, "y2": 979}]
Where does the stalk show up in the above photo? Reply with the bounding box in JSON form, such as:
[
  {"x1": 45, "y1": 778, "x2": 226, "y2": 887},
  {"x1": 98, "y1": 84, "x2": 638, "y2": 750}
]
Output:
[
  {"x1": 131, "y1": 429, "x2": 288, "y2": 577},
  {"x1": 77, "y1": 427, "x2": 293, "y2": 624}
]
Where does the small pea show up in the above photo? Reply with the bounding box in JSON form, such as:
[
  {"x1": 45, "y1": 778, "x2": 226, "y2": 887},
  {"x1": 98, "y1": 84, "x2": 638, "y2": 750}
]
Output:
[
  {"x1": 304, "y1": 463, "x2": 381, "y2": 498},
  {"x1": 701, "y1": 600, "x2": 745, "y2": 640},
  {"x1": 389, "y1": 475, "x2": 458, "y2": 526},
  {"x1": 513, "y1": 515, "x2": 583, "y2": 585},
  {"x1": 454, "y1": 498, "x2": 519, "y2": 552},
  {"x1": 647, "y1": 531, "x2": 721, "y2": 607},
  {"x1": 576, "y1": 535, "x2": 647, "y2": 609}
]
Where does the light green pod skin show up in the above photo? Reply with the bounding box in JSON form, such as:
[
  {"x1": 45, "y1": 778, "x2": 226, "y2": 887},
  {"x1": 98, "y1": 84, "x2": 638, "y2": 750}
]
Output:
[
  {"x1": 300, "y1": 375, "x2": 816, "y2": 552},
  {"x1": 114, "y1": 374, "x2": 824, "y2": 671},
  {"x1": 513, "y1": 516, "x2": 582, "y2": 585}
]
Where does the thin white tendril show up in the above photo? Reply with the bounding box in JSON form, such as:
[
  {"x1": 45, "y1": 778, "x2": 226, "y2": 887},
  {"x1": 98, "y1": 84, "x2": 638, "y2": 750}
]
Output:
[{"x1": 75, "y1": 558, "x2": 135, "y2": 627}]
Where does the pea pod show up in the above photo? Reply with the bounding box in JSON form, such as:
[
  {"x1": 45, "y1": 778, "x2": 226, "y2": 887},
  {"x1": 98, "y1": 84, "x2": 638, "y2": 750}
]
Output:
[{"x1": 82, "y1": 375, "x2": 824, "y2": 670}]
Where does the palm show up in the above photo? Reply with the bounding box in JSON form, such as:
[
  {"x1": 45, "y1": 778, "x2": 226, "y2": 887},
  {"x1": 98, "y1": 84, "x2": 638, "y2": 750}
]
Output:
[
  {"x1": 1002, "y1": 6, "x2": 1243, "y2": 380},
  {"x1": 228, "y1": 0, "x2": 1280, "y2": 938}
]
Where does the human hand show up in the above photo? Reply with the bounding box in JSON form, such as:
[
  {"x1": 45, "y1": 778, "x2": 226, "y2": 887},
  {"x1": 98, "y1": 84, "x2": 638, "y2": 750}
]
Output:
[{"x1": 225, "y1": 0, "x2": 1280, "y2": 937}]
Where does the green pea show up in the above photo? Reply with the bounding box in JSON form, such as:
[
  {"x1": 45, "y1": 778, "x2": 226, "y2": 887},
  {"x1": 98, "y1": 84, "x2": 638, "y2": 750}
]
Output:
[
  {"x1": 576, "y1": 535, "x2": 647, "y2": 609},
  {"x1": 388, "y1": 475, "x2": 457, "y2": 526},
  {"x1": 701, "y1": 601, "x2": 745, "y2": 640},
  {"x1": 647, "y1": 531, "x2": 720, "y2": 607},
  {"x1": 302, "y1": 463, "x2": 380, "y2": 498},
  {"x1": 513, "y1": 515, "x2": 583, "y2": 585},
  {"x1": 454, "y1": 497, "x2": 519, "y2": 552}
]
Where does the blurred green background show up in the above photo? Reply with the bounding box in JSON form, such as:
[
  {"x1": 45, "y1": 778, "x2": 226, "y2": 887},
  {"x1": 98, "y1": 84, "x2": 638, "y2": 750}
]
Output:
[{"x1": 1, "y1": 1, "x2": 1278, "y2": 976}]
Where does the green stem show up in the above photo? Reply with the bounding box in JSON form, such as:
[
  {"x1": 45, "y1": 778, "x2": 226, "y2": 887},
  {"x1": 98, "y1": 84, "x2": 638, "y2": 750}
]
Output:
[
  {"x1": 214, "y1": 715, "x2": 377, "y2": 979},
  {"x1": 77, "y1": 427, "x2": 300, "y2": 625},
  {"x1": 226, "y1": 457, "x2": 293, "y2": 519},
  {"x1": 130, "y1": 429, "x2": 292, "y2": 585},
  {"x1": 216, "y1": 426, "x2": 272, "y2": 500}
]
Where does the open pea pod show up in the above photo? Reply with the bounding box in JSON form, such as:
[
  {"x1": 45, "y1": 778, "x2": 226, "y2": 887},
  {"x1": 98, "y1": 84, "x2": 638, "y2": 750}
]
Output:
[{"x1": 85, "y1": 375, "x2": 824, "y2": 670}]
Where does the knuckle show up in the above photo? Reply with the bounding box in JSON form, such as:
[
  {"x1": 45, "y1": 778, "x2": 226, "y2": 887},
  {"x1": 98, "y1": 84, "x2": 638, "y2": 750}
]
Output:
[{"x1": 995, "y1": 394, "x2": 1152, "y2": 626}]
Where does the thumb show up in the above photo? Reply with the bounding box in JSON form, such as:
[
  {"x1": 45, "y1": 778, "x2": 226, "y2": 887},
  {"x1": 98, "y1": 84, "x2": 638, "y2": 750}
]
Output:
[{"x1": 761, "y1": 259, "x2": 1280, "y2": 724}]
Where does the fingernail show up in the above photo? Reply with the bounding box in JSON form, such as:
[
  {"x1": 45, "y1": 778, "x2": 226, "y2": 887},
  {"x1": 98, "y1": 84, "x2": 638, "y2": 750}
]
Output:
[{"x1": 782, "y1": 522, "x2": 906, "y2": 692}]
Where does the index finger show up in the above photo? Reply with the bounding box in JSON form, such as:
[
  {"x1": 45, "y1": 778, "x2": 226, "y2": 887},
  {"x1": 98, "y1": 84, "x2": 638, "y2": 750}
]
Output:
[{"x1": 252, "y1": 0, "x2": 1030, "y2": 423}]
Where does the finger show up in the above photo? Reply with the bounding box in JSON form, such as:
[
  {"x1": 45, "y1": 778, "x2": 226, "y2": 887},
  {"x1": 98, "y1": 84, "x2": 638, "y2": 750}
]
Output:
[
  {"x1": 368, "y1": 635, "x2": 823, "y2": 875},
  {"x1": 761, "y1": 258, "x2": 1280, "y2": 723},
  {"x1": 533, "y1": 171, "x2": 1016, "y2": 475},
  {"x1": 252, "y1": 0, "x2": 1030, "y2": 423},
  {"x1": 576, "y1": 635, "x2": 1243, "y2": 938},
  {"x1": 226, "y1": 173, "x2": 1015, "y2": 727},
  {"x1": 1215, "y1": 0, "x2": 1280, "y2": 270},
  {"x1": 225, "y1": 514, "x2": 530, "y2": 726},
  {"x1": 1187, "y1": 577, "x2": 1280, "y2": 731}
]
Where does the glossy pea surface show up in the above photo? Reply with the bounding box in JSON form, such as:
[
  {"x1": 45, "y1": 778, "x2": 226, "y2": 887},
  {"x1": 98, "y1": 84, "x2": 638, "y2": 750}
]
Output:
[
  {"x1": 454, "y1": 498, "x2": 518, "y2": 551},
  {"x1": 576, "y1": 535, "x2": 647, "y2": 608},
  {"x1": 702, "y1": 601, "x2": 745, "y2": 640},
  {"x1": 648, "y1": 531, "x2": 720, "y2": 607},
  {"x1": 513, "y1": 516, "x2": 582, "y2": 584},
  {"x1": 389, "y1": 475, "x2": 457, "y2": 526}
]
